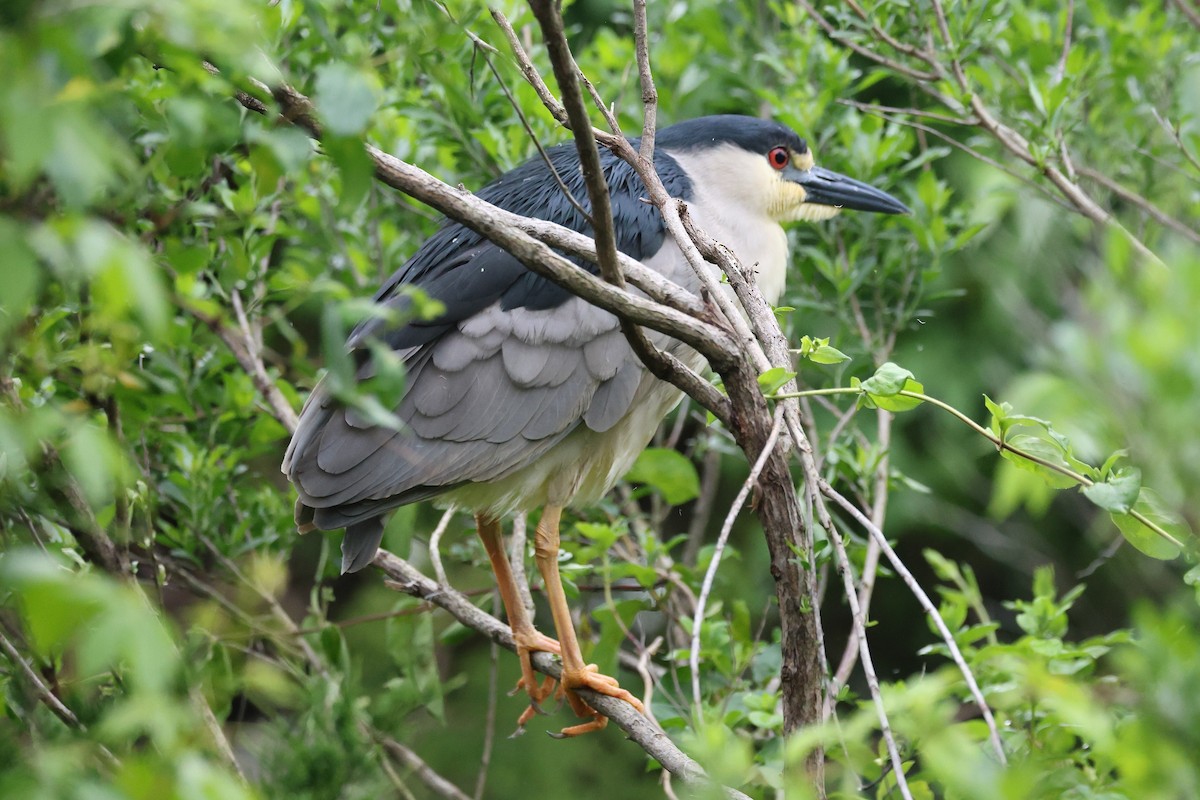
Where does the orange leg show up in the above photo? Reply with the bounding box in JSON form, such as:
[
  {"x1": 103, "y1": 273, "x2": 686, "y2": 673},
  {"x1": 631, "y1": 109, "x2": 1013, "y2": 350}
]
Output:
[
  {"x1": 475, "y1": 514, "x2": 559, "y2": 725},
  {"x1": 532, "y1": 506, "x2": 646, "y2": 736}
]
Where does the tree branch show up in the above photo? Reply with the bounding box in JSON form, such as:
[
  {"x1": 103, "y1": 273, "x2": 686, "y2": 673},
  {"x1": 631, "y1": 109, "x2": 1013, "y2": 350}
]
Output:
[
  {"x1": 221, "y1": 77, "x2": 736, "y2": 422},
  {"x1": 372, "y1": 549, "x2": 752, "y2": 800}
]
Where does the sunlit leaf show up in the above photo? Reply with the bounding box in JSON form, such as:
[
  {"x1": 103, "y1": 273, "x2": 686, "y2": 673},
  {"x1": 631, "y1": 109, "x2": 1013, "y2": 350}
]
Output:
[
  {"x1": 625, "y1": 447, "x2": 700, "y2": 504},
  {"x1": 1112, "y1": 488, "x2": 1189, "y2": 560},
  {"x1": 1081, "y1": 467, "x2": 1141, "y2": 514},
  {"x1": 757, "y1": 366, "x2": 796, "y2": 395}
]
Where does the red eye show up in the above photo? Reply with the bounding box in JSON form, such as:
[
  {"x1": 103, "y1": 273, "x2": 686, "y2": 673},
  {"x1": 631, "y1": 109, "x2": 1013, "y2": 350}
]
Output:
[{"x1": 768, "y1": 147, "x2": 790, "y2": 169}]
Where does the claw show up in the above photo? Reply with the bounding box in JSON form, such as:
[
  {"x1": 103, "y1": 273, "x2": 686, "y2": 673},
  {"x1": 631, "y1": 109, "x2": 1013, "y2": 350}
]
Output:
[{"x1": 545, "y1": 664, "x2": 646, "y2": 737}]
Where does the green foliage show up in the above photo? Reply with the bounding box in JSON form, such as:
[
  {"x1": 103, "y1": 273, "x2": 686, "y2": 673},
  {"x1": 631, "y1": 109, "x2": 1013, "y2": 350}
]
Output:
[
  {"x1": 792, "y1": 334, "x2": 850, "y2": 366},
  {"x1": 1, "y1": 553, "x2": 257, "y2": 799},
  {"x1": 855, "y1": 361, "x2": 925, "y2": 412},
  {"x1": 625, "y1": 447, "x2": 701, "y2": 505}
]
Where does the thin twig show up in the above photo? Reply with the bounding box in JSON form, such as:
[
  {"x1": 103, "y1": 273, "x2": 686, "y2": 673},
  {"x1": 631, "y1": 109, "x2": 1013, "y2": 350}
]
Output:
[
  {"x1": 1168, "y1": 0, "x2": 1200, "y2": 29},
  {"x1": 381, "y1": 737, "x2": 473, "y2": 800},
  {"x1": 191, "y1": 685, "x2": 247, "y2": 781},
  {"x1": 428, "y1": 508, "x2": 456, "y2": 588},
  {"x1": 430, "y1": 0, "x2": 593, "y2": 223},
  {"x1": 825, "y1": 517, "x2": 913, "y2": 800},
  {"x1": 1149, "y1": 107, "x2": 1200, "y2": 175},
  {"x1": 794, "y1": 0, "x2": 940, "y2": 82},
  {"x1": 1055, "y1": 0, "x2": 1075, "y2": 82},
  {"x1": 509, "y1": 516, "x2": 535, "y2": 615},
  {"x1": 192, "y1": 299, "x2": 300, "y2": 432},
  {"x1": 832, "y1": 408, "x2": 891, "y2": 692},
  {"x1": 690, "y1": 406, "x2": 784, "y2": 711},
  {"x1": 820, "y1": 483, "x2": 1007, "y2": 764},
  {"x1": 0, "y1": 629, "x2": 123, "y2": 769},
  {"x1": 838, "y1": 99, "x2": 1075, "y2": 214},
  {"x1": 488, "y1": 9, "x2": 566, "y2": 121},
  {"x1": 527, "y1": 0, "x2": 712, "y2": 442},
  {"x1": 0, "y1": 629, "x2": 84, "y2": 730},
  {"x1": 1075, "y1": 165, "x2": 1200, "y2": 245}
]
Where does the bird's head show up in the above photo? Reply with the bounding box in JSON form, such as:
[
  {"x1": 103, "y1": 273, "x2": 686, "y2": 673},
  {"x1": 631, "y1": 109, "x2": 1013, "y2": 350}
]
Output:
[{"x1": 657, "y1": 115, "x2": 910, "y2": 223}]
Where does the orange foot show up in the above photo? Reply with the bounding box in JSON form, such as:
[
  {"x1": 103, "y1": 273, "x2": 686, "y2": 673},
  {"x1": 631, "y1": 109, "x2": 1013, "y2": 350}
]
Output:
[
  {"x1": 511, "y1": 629, "x2": 561, "y2": 732},
  {"x1": 550, "y1": 663, "x2": 646, "y2": 738}
]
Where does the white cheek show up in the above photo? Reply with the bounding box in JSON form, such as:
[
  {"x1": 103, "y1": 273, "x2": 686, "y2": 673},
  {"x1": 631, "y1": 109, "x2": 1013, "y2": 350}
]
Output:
[
  {"x1": 769, "y1": 181, "x2": 808, "y2": 220},
  {"x1": 789, "y1": 204, "x2": 843, "y2": 222}
]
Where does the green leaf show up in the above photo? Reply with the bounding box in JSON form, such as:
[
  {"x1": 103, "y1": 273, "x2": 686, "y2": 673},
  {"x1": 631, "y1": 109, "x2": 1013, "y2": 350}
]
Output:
[
  {"x1": 79, "y1": 221, "x2": 168, "y2": 336},
  {"x1": 757, "y1": 366, "x2": 796, "y2": 395},
  {"x1": 575, "y1": 522, "x2": 619, "y2": 549},
  {"x1": 860, "y1": 362, "x2": 924, "y2": 412},
  {"x1": 1000, "y1": 433, "x2": 1078, "y2": 489},
  {"x1": 1185, "y1": 565, "x2": 1200, "y2": 605},
  {"x1": 792, "y1": 335, "x2": 850, "y2": 365},
  {"x1": 0, "y1": 216, "x2": 40, "y2": 339},
  {"x1": 625, "y1": 448, "x2": 700, "y2": 505},
  {"x1": 808, "y1": 344, "x2": 850, "y2": 365},
  {"x1": 984, "y1": 394, "x2": 1011, "y2": 439},
  {"x1": 324, "y1": 135, "x2": 374, "y2": 209},
  {"x1": 796, "y1": 335, "x2": 854, "y2": 367},
  {"x1": 1098, "y1": 449, "x2": 1130, "y2": 479},
  {"x1": 313, "y1": 62, "x2": 379, "y2": 136},
  {"x1": 861, "y1": 362, "x2": 914, "y2": 395},
  {"x1": 1112, "y1": 488, "x2": 1189, "y2": 560},
  {"x1": 1081, "y1": 467, "x2": 1141, "y2": 514}
]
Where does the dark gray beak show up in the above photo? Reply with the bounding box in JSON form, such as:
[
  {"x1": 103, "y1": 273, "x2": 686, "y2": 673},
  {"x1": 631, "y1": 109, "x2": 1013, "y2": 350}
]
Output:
[{"x1": 786, "y1": 165, "x2": 910, "y2": 215}]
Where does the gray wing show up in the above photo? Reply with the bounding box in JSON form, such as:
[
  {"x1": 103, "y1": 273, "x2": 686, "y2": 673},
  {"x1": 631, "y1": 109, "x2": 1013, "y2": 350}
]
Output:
[
  {"x1": 282, "y1": 141, "x2": 699, "y2": 573},
  {"x1": 282, "y1": 294, "x2": 644, "y2": 532}
]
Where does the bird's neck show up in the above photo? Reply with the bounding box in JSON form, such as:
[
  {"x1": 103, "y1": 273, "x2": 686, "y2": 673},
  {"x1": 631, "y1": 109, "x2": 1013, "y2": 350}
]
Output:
[
  {"x1": 667, "y1": 149, "x2": 790, "y2": 305},
  {"x1": 683, "y1": 200, "x2": 789, "y2": 305}
]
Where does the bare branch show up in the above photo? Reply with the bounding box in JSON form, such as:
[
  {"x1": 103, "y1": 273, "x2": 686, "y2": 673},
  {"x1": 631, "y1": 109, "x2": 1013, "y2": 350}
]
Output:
[
  {"x1": 1055, "y1": 0, "x2": 1075, "y2": 82},
  {"x1": 372, "y1": 549, "x2": 752, "y2": 800},
  {"x1": 220, "y1": 73, "x2": 736, "y2": 422},
  {"x1": 1075, "y1": 164, "x2": 1200, "y2": 245},
  {"x1": 838, "y1": 98, "x2": 1075, "y2": 214},
  {"x1": 1150, "y1": 107, "x2": 1200, "y2": 175},
  {"x1": 678, "y1": 208, "x2": 827, "y2": 739},
  {"x1": 633, "y1": 0, "x2": 657, "y2": 163},
  {"x1": 1168, "y1": 0, "x2": 1200, "y2": 29},
  {"x1": 805, "y1": 0, "x2": 1164, "y2": 264},
  {"x1": 428, "y1": 508, "x2": 456, "y2": 588},
  {"x1": 0, "y1": 629, "x2": 85, "y2": 730},
  {"x1": 188, "y1": 302, "x2": 300, "y2": 432},
  {"x1": 527, "y1": 0, "x2": 714, "y2": 441},
  {"x1": 819, "y1": 481, "x2": 1007, "y2": 764},
  {"x1": 832, "y1": 409, "x2": 892, "y2": 690},
  {"x1": 488, "y1": 10, "x2": 567, "y2": 122},
  {"x1": 380, "y1": 737, "x2": 473, "y2": 800},
  {"x1": 509, "y1": 516, "x2": 535, "y2": 616}
]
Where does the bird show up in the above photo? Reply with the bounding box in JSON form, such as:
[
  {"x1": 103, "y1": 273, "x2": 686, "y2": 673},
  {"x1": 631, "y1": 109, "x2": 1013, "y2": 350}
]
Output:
[{"x1": 282, "y1": 114, "x2": 908, "y2": 736}]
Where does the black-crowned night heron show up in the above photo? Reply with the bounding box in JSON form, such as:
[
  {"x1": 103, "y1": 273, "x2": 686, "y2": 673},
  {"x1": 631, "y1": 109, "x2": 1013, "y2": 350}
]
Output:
[{"x1": 283, "y1": 114, "x2": 907, "y2": 735}]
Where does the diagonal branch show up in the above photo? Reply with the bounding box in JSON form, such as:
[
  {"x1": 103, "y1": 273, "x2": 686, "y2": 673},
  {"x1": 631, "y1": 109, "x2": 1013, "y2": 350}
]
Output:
[
  {"x1": 224, "y1": 78, "x2": 734, "y2": 423},
  {"x1": 372, "y1": 549, "x2": 753, "y2": 800}
]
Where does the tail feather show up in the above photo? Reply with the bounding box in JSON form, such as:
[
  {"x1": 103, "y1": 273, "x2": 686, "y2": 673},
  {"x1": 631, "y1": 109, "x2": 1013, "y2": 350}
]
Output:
[{"x1": 341, "y1": 517, "x2": 385, "y2": 574}]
